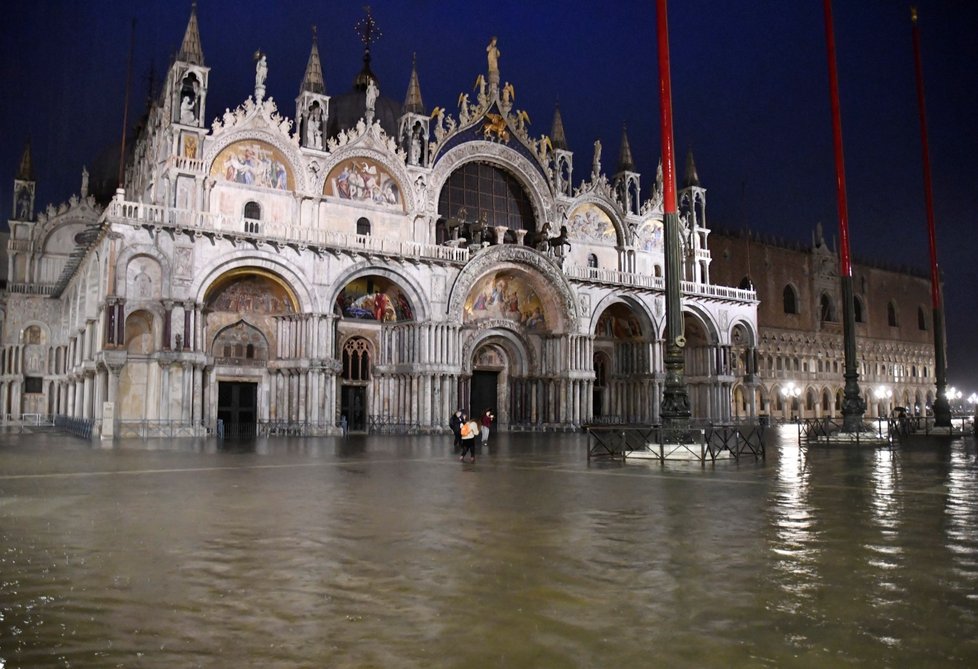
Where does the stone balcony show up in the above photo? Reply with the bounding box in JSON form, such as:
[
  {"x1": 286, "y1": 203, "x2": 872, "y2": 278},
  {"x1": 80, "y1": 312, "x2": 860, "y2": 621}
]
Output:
[{"x1": 97, "y1": 198, "x2": 757, "y2": 304}]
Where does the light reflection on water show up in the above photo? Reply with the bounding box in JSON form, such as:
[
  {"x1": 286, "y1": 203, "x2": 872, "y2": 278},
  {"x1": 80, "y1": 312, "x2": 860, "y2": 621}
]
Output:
[{"x1": 1, "y1": 431, "x2": 977, "y2": 667}]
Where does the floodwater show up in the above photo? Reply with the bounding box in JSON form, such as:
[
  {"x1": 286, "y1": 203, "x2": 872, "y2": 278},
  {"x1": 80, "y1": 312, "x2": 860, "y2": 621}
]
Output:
[{"x1": 1, "y1": 427, "x2": 976, "y2": 668}]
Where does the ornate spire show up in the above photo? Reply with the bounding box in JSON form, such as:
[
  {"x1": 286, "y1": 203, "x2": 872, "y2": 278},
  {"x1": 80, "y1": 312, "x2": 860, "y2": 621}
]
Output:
[
  {"x1": 353, "y1": 6, "x2": 381, "y2": 90},
  {"x1": 177, "y1": 1, "x2": 204, "y2": 65},
  {"x1": 683, "y1": 148, "x2": 701, "y2": 187},
  {"x1": 300, "y1": 25, "x2": 325, "y2": 94},
  {"x1": 550, "y1": 102, "x2": 568, "y2": 150},
  {"x1": 618, "y1": 123, "x2": 635, "y2": 172},
  {"x1": 403, "y1": 53, "x2": 425, "y2": 115},
  {"x1": 17, "y1": 139, "x2": 33, "y2": 181}
]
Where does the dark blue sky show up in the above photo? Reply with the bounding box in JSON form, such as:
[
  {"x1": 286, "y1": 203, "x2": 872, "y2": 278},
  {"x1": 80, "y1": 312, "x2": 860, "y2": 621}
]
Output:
[{"x1": 3, "y1": 1, "x2": 977, "y2": 390}]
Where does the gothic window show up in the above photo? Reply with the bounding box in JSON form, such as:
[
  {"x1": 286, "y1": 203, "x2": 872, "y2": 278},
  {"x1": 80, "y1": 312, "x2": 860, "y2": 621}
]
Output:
[
  {"x1": 342, "y1": 337, "x2": 371, "y2": 381},
  {"x1": 854, "y1": 296, "x2": 864, "y2": 323},
  {"x1": 917, "y1": 306, "x2": 927, "y2": 331},
  {"x1": 357, "y1": 217, "x2": 371, "y2": 236},
  {"x1": 438, "y1": 162, "x2": 535, "y2": 240},
  {"x1": 819, "y1": 293, "x2": 836, "y2": 322},
  {"x1": 783, "y1": 285, "x2": 799, "y2": 314},
  {"x1": 887, "y1": 301, "x2": 899, "y2": 327},
  {"x1": 587, "y1": 254, "x2": 599, "y2": 269}
]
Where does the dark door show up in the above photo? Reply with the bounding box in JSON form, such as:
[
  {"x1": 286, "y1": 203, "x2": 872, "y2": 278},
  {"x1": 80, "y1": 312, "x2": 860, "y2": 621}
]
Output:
[
  {"x1": 470, "y1": 371, "x2": 498, "y2": 424},
  {"x1": 341, "y1": 385, "x2": 367, "y2": 432},
  {"x1": 218, "y1": 381, "x2": 257, "y2": 438}
]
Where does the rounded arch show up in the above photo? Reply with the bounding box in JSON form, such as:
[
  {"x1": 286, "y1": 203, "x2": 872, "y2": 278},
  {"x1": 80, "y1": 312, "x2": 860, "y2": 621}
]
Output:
[
  {"x1": 448, "y1": 245, "x2": 579, "y2": 333},
  {"x1": 322, "y1": 155, "x2": 408, "y2": 213},
  {"x1": 115, "y1": 245, "x2": 173, "y2": 298},
  {"x1": 124, "y1": 309, "x2": 160, "y2": 354},
  {"x1": 191, "y1": 252, "x2": 314, "y2": 313},
  {"x1": 430, "y1": 141, "x2": 554, "y2": 234},
  {"x1": 588, "y1": 292, "x2": 658, "y2": 339},
  {"x1": 729, "y1": 318, "x2": 758, "y2": 348},
  {"x1": 671, "y1": 303, "x2": 721, "y2": 345},
  {"x1": 326, "y1": 264, "x2": 429, "y2": 323},
  {"x1": 205, "y1": 132, "x2": 304, "y2": 192},
  {"x1": 462, "y1": 326, "x2": 534, "y2": 377},
  {"x1": 565, "y1": 197, "x2": 628, "y2": 247}
]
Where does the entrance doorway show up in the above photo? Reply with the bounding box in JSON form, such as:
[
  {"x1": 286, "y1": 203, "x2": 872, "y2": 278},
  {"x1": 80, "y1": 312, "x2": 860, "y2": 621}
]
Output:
[
  {"x1": 341, "y1": 385, "x2": 367, "y2": 432},
  {"x1": 470, "y1": 370, "x2": 499, "y2": 423},
  {"x1": 217, "y1": 381, "x2": 257, "y2": 438}
]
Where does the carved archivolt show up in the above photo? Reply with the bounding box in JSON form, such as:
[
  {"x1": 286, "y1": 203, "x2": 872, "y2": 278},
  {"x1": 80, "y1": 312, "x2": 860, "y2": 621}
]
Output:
[
  {"x1": 429, "y1": 141, "x2": 553, "y2": 225},
  {"x1": 448, "y1": 245, "x2": 579, "y2": 333}
]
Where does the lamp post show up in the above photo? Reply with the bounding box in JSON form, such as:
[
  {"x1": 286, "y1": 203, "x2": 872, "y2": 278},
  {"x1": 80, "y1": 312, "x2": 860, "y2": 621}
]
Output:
[
  {"x1": 781, "y1": 382, "x2": 801, "y2": 421},
  {"x1": 874, "y1": 385, "x2": 893, "y2": 417}
]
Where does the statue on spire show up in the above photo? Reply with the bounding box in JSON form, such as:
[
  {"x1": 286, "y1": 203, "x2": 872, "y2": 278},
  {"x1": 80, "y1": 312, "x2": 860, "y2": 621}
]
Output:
[
  {"x1": 486, "y1": 37, "x2": 500, "y2": 88},
  {"x1": 254, "y1": 50, "x2": 268, "y2": 100}
]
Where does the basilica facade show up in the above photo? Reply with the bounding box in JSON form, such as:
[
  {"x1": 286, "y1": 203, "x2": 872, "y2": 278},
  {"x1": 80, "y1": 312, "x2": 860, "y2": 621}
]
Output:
[{"x1": 0, "y1": 7, "x2": 758, "y2": 437}]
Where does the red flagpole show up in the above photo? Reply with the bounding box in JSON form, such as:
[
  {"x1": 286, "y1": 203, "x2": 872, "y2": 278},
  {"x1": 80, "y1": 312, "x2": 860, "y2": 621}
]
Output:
[
  {"x1": 911, "y1": 7, "x2": 951, "y2": 426},
  {"x1": 822, "y1": 0, "x2": 852, "y2": 278},
  {"x1": 655, "y1": 0, "x2": 691, "y2": 420},
  {"x1": 822, "y1": 0, "x2": 865, "y2": 429}
]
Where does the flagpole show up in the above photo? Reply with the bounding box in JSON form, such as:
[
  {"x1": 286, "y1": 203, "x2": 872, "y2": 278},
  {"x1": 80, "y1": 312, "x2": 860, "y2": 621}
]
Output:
[
  {"x1": 822, "y1": 0, "x2": 865, "y2": 431},
  {"x1": 910, "y1": 7, "x2": 951, "y2": 427},
  {"x1": 655, "y1": 0, "x2": 691, "y2": 422}
]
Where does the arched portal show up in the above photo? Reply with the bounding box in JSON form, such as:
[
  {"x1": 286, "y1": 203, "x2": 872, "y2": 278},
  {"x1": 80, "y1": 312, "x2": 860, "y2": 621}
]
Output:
[
  {"x1": 593, "y1": 301, "x2": 653, "y2": 423},
  {"x1": 203, "y1": 269, "x2": 299, "y2": 436}
]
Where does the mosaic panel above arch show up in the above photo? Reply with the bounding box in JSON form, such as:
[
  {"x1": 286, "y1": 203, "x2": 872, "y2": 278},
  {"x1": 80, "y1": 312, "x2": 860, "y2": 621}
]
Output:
[
  {"x1": 210, "y1": 140, "x2": 294, "y2": 191},
  {"x1": 634, "y1": 218, "x2": 664, "y2": 252},
  {"x1": 204, "y1": 270, "x2": 297, "y2": 315},
  {"x1": 324, "y1": 157, "x2": 403, "y2": 210},
  {"x1": 595, "y1": 303, "x2": 644, "y2": 340},
  {"x1": 335, "y1": 275, "x2": 414, "y2": 322},
  {"x1": 464, "y1": 270, "x2": 548, "y2": 332},
  {"x1": 566, "y1": 202, "x2": 617, "y2": 243}
]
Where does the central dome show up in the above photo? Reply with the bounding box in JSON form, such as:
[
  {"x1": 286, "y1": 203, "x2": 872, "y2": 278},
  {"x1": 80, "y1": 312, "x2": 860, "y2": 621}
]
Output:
[{"x1": 326, "y1": 54, "x2": 401, "y2": 141}]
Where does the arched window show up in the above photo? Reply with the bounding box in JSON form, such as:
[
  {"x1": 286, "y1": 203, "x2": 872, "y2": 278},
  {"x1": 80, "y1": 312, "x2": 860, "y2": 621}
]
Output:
[
  {"x1": 356, "y1": 217, "x2": 371, "y2": 236},
  {"x1": 587, "y1": 253, "x2": 599, "y2": 269},
  {"x1": 654, "y1": 265, "x2": 663, "y2": 278},
  {"x1": 437, "y1": 161, "x2": 535, "y2": 242},
  {"x1": 243, "y1": 201, "x2": 262, "y2": 233},
  {"x1": 342, "y1": 337, "x2": 371, "y2": 381},
  {"x1": 887, "y1": 301, "x2": 898, "y2": 327},
  {"x1": 244, "y1": 201, "x2": 261, "y2": 220},
  {"x1": 917, "y1": 306, "x2": 927, "y2": 331},
  {"x1": 854, "y1": 296, "x2": 864, "y2": 323},
  {"x1": 783, "y1": 285, "x2": 799, "y2": 314}
]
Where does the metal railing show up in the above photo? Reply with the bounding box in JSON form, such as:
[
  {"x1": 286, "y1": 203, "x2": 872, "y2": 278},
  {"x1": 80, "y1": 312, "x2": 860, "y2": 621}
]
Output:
[
  {"x1": 54, "y1": 415, "x2": 95, "y2": 439},
  {"x1": 368, "y1": 415, "x2": 421, "y2": 435},
  {"x1": 587, "y1": 420, "x2": 766, "y2": 463},
  {"x1": 115, "y1": 420, "x2": 208, "y2": 439}
]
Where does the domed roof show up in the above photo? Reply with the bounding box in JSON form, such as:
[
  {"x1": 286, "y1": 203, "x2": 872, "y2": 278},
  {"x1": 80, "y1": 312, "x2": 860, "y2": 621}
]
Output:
[{"x1": 326, "y1": 54, "x2": 401, "y2": 142}]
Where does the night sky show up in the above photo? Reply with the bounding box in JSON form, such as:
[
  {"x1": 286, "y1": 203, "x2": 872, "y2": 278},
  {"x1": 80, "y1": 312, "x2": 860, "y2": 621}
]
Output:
[{"x1": 3, "y1": 1, "x2": 977, "y2": 391}]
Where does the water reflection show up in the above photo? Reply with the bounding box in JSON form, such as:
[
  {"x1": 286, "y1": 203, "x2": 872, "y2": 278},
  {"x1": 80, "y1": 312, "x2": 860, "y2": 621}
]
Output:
[{"x1": 2, "y1": 432, "x2": 978, "y2": 666}]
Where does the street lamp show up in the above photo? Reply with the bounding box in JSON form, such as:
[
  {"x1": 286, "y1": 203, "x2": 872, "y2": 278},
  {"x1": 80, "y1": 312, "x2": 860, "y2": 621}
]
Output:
[
  {"x1": 948, "y1": 386, "x2": 963, "y2": 413},
  {"x1": 874, "y1": 385, "x2": 893, "y2": 417},
  {"x1": 781, "y1": 382, "x2": 801, "y2": 420}
]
